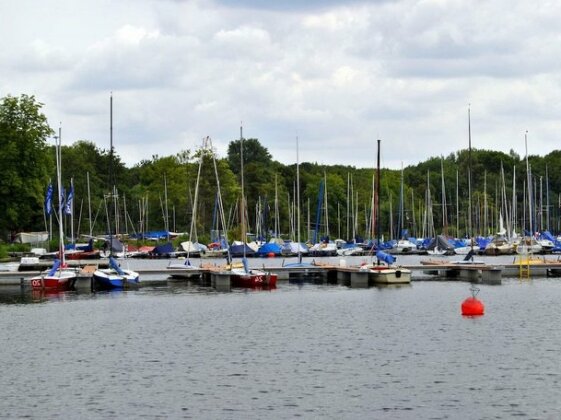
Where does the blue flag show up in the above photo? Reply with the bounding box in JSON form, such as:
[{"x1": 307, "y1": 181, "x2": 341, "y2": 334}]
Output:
[
  {"x1": 44, "y1": 183, "x2": 53, "y2": 215},
  {"x1": 64, "y1": 184, "x2": 74, "y2": 215},
  {"x1": 59, "y1": 186, "x2": 66, "y2": 214}
]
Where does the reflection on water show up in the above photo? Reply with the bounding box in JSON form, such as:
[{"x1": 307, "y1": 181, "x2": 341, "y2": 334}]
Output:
[{"x1": 2, "y1": 278, "x2": 561, "y2": 419}]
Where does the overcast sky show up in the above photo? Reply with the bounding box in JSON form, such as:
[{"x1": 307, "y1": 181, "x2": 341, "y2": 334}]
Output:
[{"x1": 2, "y1": 0, "x2": 560, "y2": 169}]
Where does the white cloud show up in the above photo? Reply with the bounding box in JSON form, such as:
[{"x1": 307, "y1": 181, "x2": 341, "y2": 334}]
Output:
[{"x1": 2, "y1": 0, "x2": 561, "y2": 170}]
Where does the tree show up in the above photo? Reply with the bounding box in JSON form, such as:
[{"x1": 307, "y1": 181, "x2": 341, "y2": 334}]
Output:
[
  {"x1": 227, "y1": 138, "x2": 273, "y2": 175},
  {"x1": 227, "y1": 138, "x2": 276, "y2": 235},
  {"x1": 0, "y1": 95, "x2": 53, "y2": 238},
  {"x1": 58, "y1": 140, "x2": 113, "y2": 236}
]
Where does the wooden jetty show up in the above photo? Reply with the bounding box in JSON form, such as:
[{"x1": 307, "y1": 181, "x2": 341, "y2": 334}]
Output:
[{"x1": 415, "y1": 260, "x2": 503, "y2": 284}]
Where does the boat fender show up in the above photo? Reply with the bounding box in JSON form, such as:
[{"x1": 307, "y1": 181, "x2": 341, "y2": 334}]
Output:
[{"x1": 396, "y1": 270, "x2": 402, "y2": 278}]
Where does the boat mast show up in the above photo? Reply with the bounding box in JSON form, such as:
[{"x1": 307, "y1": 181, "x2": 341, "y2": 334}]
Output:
[
  {"x1": 546, "y1": 165, "x2": 550, "y2": 232},
  {"x1": 54, "y1": 131, "x2": 65, "y2": 266},
  {"x1": 87, "y1": 172, "x2": 92, "y2": 237},
  {"x1": 324, "y1": 170, "x2": 329, "y2": 238},
  {"x1": 296, "y1": 136, "x2": 301, "y2": 263},
  {"x1": 68, "y1": 176, "x2": 74, "y2": 244},
  {"x1": 186, "y1": 137, "x2": 206, "y2": 261},
  {"x1": 525, "y1": 130, "x2": 533, "y2": 236},
  {"x1": 468, "y1": 105, "x2": 473, "y2": 249},
  {"x1": 512, "y1": 166, "x2": 516, "y2": 236},
  {"x1": 399, "y1": 162, "x2": 405, "y2": 239},
  {"x1": 274, "y1": 174, "x2": 279, "y2": 238},
  {"x1": 456, "y1": 169, "x2": 459, "y2": 238},
  {"x1": 346, "y1": 172, "x2": 350, "y2": 240},
  {"x1": 440, "y1": 158, "x2": 447, "y2": 236},
  {"x1": 240, "y1": 124, "x2": 247, "y2": 265},
  {"x1": 108, "y1": 93, "x2": 114, "y2": 257},
  {"x1": 164, "y1": 173, "x2": 169, "y2": 240},
  {"x1": 376, "y1": 139, "x2": 381, "y2": 264}
]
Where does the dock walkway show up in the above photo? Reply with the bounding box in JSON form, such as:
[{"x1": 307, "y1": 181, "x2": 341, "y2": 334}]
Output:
[{"x1": 3, "y1": 257, "x2": 561, "y2": 288}]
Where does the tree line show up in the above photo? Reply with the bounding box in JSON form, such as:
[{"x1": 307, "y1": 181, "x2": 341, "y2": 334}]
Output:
[{"x1": 2, "y1": 93, "x2": 560, "y2": 245}]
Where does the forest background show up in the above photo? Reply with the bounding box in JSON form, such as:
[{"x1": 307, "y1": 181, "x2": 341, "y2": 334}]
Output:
[{"x1": 2, "y1": 94, "x2": 560, "y2": 250}]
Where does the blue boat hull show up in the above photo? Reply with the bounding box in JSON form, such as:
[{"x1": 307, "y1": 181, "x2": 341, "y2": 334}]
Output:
[{"x1": 92, "y1": 268, "x2": 140, "y2": 290}]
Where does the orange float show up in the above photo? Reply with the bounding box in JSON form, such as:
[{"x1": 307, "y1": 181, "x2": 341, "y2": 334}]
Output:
[{"x1": 461, "y1": 286, "x2": 485, "y2": 316}]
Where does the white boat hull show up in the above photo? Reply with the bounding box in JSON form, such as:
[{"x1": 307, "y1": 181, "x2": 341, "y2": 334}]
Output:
[{"x1": 361, "y1": 265, "x2": 412, "y2": 284}]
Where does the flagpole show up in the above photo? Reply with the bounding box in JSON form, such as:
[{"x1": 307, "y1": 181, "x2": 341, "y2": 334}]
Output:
[
  {"x1": 70, "y1": 177, "x2": 74, "y2": 244},
  {"x1": 87, "y1": 172, "x2": 92, "y2": 237},
  {"x1": 58, "y1": 125, "x2": 65, "y2": 261},
  {"x1": 43, "y1": 181, "x2": 49, "y2": 239}
]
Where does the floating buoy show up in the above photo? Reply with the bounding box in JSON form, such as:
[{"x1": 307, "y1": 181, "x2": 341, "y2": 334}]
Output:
[
  {"x1": 461, "y1": 286, "x2": 485, "y2": 316},
  {"x1": 267, "y1": 252, "x2": 275, "y2": 258}
]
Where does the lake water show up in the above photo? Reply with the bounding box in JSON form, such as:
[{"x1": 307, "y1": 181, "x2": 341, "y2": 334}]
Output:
[{"x1": 1, "y1": 259, "x2": 561, "y2": 419}]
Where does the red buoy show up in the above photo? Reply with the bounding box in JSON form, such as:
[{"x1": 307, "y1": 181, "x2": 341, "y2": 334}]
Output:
[
  {"x1": 267, "y1": 252, "x2": 275, "y2": 258},
  {"x1": 461, "y1": 286, "x2": 485, "y2": 316}
]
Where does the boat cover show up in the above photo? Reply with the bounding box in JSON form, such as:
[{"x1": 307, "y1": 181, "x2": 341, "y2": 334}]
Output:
[
  {"x1": 109, "y1": 256, "x2": 125, "y2": 275},
  {"x1": 47, "y1": 259, "x2": 61, "y2": 276},
  {"x1": 376, "y1": 250, "x2": 396, "y2": 265},
  {"x1": 256, "y1": 242, "x2": 282, "y2": 256},
  {"x1": 153, "y1": 242, "x2": 175, "y2": 255},
  {"x1": 426, "y1": 235, "x2": 455, "y2": 251}
]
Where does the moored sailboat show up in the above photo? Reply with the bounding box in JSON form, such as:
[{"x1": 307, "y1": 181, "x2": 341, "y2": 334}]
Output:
[
  {"x1": 92, "y1": 94, "x2": 139, "y2": 290},
  {"x1": 361, "y1": 139, "x2": 411, "y2": 284},
  {"x1": 229, "y1": 126, "x2": 277, "y2": 289},
  {"x1": 31, "y1": 131, "x2": 78, "y2": 292},
  {"x1": 230, "y1": 258, "x2": 277, "y2": 289}
]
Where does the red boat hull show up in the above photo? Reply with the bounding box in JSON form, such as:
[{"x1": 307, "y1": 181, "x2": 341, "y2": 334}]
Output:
[
  {"x1": 30, "y1": 277, "x2": 73, "y2": 291},
  {"x1": 231, "y1": 272, "x2": 278, "y2": 289},
  {"x1": 65, "y1": 250, "x2": 100, "y2": 260}
]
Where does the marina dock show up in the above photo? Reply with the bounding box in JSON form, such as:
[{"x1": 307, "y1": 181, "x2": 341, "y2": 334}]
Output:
[{"x1": 3, "y1": 256, "x2": 561, "y2": 289}]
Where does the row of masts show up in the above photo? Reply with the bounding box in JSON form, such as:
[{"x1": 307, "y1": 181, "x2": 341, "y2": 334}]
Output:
[
  {"x1": 48, "y1": 149, "x2": 559, "y2": 245},
  {"x1": 46, "y1": 100, "x2": 554, "y2": 245}
]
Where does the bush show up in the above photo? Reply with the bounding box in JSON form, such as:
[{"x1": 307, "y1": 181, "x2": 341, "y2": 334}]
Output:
[{"x1": 0, "y1": 245, "x2": 8, "y2": 259}]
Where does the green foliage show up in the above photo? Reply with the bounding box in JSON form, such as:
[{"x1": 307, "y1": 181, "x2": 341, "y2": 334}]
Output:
[
  {"x1": 0, "y1": 244, "x2": 7, "y2": 260},
  {"x1": 3, "y1": 93, "x2": 561, "y2": 242},
  {"x1": 0, "y1": 94, "x2": 53, "y2": 238}
]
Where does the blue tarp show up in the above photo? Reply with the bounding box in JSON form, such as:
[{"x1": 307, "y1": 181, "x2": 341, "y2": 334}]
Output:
[
  {"x1": 376, "y1": 250, "x2": 396, "y2": 265},
  {"x1": 109, "y1": 256, "x2": 125, "y2": 275},
  {"x1": 420, "y1": 238, "x2": 432, "y2": 249},
  {"x1": 229, "y1": 243, "x2": 256, "y2": 257},
  {"x1": 48, "y1": 259, "x2": 61, "y2": 276},
  {"x1": 476, "y1": 237, "x2": 491, "y2": 250},
  {"x1": 67, "y1": 238, "x2": 94, "y2": 251},
  {"x1": 152, "y1": 242, "x2": 175, "y2": 255},
  {"x1": 540, "y1": 231, "x2": 556, "y2": 242},
  {"x1": 256, "y1": 242, "x2": 282, "y2": 256},
  {"x1": 129, "y1": 231, "x2": 171, "y2": 240},
  {"x1": 379, "y1": 241, "x2": 394, "y2": 250},
  {"x1": 77, "y1": 239, "x2": 94, "y2": 251}
]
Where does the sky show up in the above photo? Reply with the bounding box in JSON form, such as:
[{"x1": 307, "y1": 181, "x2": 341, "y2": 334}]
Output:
[{"x1": 2, "y1": 0, "x2": 561, "y2": 169}]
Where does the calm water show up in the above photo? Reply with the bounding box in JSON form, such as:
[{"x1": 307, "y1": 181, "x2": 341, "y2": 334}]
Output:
[{"x1": 1, "y1": 275, "x2": 561, "y2": 419}]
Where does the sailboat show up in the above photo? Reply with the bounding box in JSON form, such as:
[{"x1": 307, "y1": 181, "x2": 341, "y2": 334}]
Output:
[
  {"x1": 92, "y1": 94, "x2": 139, "y2": 290},
  {"x1": 30, "y1": 132, "x2": 78, "y2": 292},
  {"x1": 167, "y1": 137, "x2": 210, "y2": 278},
  {"x1": 283, "y1": 136, "x2": 315, "y2": 269},
  {"x1": 229, "y1": 126, "x2": 277, "y2": 289},
  {"x1": 392, "y1": 163, "x2": 417, "y2": 254},
  {"x1": 360, "y1": 139, "x2": 411, "y2": 284}
]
